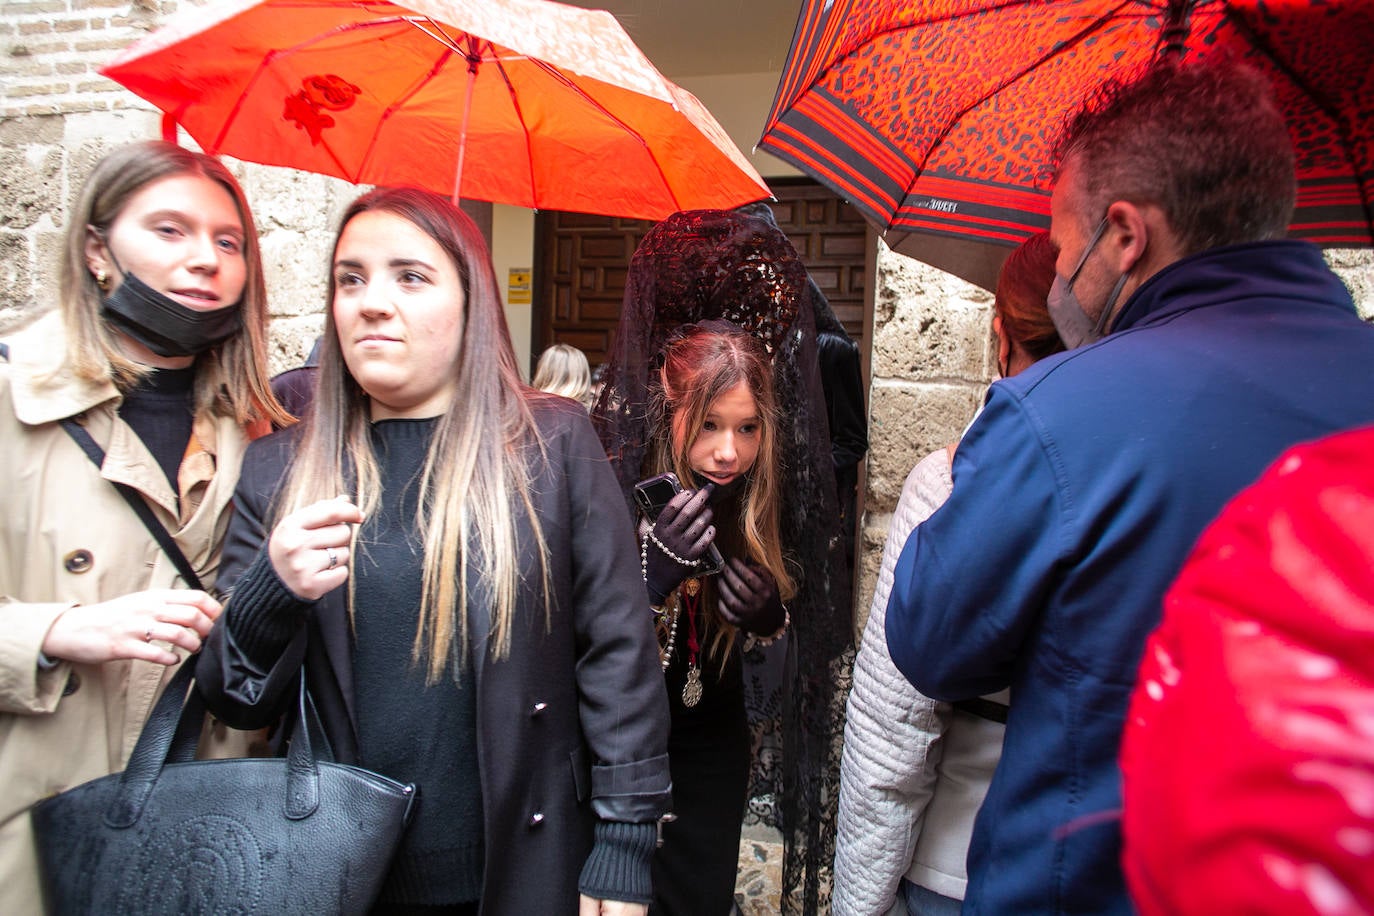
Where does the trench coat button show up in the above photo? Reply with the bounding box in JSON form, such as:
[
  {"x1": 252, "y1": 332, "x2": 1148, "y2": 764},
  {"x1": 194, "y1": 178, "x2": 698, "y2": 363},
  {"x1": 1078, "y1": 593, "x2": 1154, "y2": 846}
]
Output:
[
  {"x1": 62, "y1": 672, "x2": 81, "y2": 696},
  {"x1": 531, "y1": 701, "x2": 547, "y2": 716},
  {"x1": 63, "y1": 549, "x2": 94, "y2": 574},
  {"x1": 528, "y1": 812, "x2": 545, "y2": 827}
]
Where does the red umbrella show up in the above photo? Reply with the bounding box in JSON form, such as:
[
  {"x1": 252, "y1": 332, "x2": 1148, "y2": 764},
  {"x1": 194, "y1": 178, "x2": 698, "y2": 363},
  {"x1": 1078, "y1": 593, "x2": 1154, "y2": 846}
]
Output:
[
  {"x1": 758, "y1": 0, "x2": 1374, "y2": 291},
  {"x1": 1122, "y1": 425, "x2": 1374, "y2": 914},
  {"x1": 100, "y1": 0, "x2": 771, "y2": 221}
]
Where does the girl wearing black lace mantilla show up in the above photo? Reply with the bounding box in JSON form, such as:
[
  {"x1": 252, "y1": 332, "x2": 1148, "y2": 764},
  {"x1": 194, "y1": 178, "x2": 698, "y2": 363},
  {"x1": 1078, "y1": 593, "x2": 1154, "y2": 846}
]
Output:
[
  {"x1": 593, "y1": 209, "x2": 855, "y2": 915},
  {"x1": 638, "y1": 321, "x2": 793, "y2": 914}
]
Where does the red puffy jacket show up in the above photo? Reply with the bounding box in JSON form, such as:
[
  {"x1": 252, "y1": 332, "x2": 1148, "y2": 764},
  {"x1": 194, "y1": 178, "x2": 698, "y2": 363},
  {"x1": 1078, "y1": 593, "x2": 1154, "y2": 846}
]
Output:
[{"x1": 1122, "y1": 426, "x2": 1374, "y2": 916}]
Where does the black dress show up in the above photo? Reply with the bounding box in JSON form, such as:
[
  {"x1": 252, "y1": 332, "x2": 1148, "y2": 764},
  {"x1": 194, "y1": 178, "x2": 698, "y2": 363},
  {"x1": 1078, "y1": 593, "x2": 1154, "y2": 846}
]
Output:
[{"x1": 651, "y1": 578, "x2": 751, "y2": 916}]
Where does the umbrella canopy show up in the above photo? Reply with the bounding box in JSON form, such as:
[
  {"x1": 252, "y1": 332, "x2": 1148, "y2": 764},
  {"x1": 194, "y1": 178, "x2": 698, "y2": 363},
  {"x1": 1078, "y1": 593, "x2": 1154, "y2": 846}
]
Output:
[
  {"x1": 758, "y1": 0, "x2": 1374, "y2": 291},
  {"x1": 101, "y1": 0, "x2": 771, "y2": 221},
  {"x1": 1122, "y1": 425, "x2": 1374, "y2": 914}
]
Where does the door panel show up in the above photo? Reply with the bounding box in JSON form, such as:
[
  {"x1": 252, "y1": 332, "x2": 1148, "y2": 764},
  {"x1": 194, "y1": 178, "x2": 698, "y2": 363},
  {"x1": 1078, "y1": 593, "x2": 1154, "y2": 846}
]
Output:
[{"x1": 533, "y1": 180, "x2": 868, "y2": 374}]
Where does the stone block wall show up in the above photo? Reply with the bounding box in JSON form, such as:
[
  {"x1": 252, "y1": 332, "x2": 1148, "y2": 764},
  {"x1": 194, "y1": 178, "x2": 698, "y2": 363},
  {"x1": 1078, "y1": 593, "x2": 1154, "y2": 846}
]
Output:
[
  {"x1": 855, "y1": 242, "x2": 995, "y2": 635},
  {"x1": 1, "y1": 0, "x2": 356, "y2": 372}
]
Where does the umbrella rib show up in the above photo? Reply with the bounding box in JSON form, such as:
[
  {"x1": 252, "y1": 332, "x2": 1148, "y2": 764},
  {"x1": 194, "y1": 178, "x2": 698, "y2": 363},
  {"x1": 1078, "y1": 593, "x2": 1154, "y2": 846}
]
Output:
[
  {"x1": 763, "y1": 0, "x2": 1141, "y2": 206},
  {"x1": 354, "y1": 44, "x2": 460, "y2": 189},
  {"x1": 772, "y1": 0, "x2": 1075, "y2": 121},
  {"x1": 406, "y1": 18, "x2": 531, "y2": 66},
  {"x1": 209, "y1": 15, "x2": 425, "y2": 155},
  {"x1": 488, "y1": 50, "x2": 539, "y2": 210},
  {"x1": 405, "y1": 15, "x2": 472, "y2": 56},
  {"x1": 895, "y1": 0, "x2": 1139, "y2": 204}
]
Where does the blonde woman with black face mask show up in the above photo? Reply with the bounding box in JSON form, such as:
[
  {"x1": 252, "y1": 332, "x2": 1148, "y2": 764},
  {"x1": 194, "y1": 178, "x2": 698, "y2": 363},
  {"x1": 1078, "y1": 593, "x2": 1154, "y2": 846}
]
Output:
[{"x1": 0, "y1": 140, "x2": 288, "y2": 914}]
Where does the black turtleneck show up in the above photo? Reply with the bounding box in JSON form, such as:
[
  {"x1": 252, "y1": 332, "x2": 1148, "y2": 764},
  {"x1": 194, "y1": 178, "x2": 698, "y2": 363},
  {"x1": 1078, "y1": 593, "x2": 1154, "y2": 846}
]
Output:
[
  {"x1": 118, "y1": 365, "x2": 196, "y2": 490},
  {"x1": 352, "y1": 418, "x2": 483, "y2": 907}
]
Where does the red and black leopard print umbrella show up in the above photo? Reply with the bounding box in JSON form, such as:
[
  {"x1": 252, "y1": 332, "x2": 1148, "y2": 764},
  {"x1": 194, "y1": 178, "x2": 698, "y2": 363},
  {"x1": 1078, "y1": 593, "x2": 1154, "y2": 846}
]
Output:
[{"x1": 758, "y1": 0, "x2": 1373, "y2": 291}]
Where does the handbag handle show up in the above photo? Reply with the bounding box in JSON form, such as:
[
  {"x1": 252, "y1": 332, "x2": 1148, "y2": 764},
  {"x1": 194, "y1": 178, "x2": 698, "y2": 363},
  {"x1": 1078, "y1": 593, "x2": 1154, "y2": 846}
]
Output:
[{"x1": 105, "y1": 657, "x2": 327, "y2": 828}]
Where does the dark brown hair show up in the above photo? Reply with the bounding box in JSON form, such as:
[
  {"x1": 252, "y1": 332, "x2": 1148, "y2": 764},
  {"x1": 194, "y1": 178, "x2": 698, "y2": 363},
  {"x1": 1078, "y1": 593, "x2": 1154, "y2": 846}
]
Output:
[{"x1": 1055, "y1": 59, "x2": 1296, "y2": 254}]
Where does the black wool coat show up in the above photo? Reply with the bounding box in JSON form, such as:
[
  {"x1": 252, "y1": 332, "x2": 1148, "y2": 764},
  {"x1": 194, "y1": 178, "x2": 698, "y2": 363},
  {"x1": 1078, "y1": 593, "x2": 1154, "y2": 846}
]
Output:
[{"x1": 197, "y1": 395, "x2": 671, "y2": 915}]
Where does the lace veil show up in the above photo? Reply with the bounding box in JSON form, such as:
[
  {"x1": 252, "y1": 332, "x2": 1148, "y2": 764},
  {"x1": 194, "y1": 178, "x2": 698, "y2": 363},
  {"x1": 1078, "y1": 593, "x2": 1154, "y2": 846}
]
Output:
[{"x1": 592, "y1": 208, "x2": 854, "y2": 914}]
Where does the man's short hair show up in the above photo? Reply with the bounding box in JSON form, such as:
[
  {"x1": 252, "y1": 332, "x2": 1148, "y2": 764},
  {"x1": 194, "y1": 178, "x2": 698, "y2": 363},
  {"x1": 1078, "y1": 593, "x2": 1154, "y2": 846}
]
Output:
[{"x1": 1054, "y1": 60, "x2": 1297, "y2": 255}]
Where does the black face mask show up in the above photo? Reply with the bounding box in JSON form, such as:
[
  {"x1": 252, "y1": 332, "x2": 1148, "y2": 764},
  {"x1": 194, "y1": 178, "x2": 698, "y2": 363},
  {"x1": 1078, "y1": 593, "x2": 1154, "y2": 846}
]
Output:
[{"x1": 102, "y1": 271, "x2": 242, "y2": 358}]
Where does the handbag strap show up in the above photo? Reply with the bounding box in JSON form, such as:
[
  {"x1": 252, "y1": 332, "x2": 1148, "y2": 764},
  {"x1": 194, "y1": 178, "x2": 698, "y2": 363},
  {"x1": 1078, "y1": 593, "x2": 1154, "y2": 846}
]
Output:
[
  {"x1": 107, "y1": 656, "x2": 330, "y2": 828},
  {"x1": 286, "y1": 675, "x2": 324, "y2": 819},
  {"x1": 59, "y1": 417, "x2": 205, "y2": 591},
  {"x1": 105, "y1": 658, "x2": 199, "y2": 828}
]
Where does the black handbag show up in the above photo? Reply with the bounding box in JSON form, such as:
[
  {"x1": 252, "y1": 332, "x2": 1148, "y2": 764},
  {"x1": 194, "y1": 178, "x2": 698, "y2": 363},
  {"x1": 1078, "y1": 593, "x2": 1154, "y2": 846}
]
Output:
[{"x1": 30, "y1": 659, "x2": 417, "y2": 915}]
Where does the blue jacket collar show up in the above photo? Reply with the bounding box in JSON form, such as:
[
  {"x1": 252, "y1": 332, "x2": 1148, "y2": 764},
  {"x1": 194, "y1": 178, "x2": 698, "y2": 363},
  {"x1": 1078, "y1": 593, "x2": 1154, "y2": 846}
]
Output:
[{"x1": 1113, "y1": 240, "x2": 1355, "y2": 333}]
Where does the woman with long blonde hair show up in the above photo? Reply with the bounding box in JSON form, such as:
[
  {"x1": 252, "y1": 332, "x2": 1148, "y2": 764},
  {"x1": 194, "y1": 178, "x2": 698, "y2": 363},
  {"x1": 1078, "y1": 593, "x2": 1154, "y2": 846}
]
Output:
[
  {"x1": 533, "y1": 342, "x2": 593, "y2": 408},
  {"x1": 0, "y1": 140, "x2": 286, "y2": 913},
  {"x1": 197, "y1": 186, "x2": 671, "y2": 915}
]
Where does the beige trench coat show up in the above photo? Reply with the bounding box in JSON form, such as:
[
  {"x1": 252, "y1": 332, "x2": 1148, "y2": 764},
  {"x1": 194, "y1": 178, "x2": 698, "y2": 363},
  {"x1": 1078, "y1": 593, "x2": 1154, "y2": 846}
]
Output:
[{"x1": 0, "y1": 312, "x2": 260, "y2": 914}]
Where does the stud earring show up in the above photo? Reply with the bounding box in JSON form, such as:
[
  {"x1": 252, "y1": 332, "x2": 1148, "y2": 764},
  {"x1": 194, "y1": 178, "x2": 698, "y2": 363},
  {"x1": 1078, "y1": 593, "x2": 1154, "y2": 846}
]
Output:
[{"x1": 95, "y1": 269, "x2": 110, "y2": 292}]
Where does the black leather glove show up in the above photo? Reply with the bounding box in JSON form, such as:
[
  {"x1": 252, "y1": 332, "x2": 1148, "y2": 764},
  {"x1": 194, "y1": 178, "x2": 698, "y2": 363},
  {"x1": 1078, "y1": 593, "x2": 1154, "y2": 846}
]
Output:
[
  {"x1": 643, "y1": 486, "x2": 715, "y2": 605},
  {"x1": 717, "y1": 557, "x2": 785, "y2": 635}
]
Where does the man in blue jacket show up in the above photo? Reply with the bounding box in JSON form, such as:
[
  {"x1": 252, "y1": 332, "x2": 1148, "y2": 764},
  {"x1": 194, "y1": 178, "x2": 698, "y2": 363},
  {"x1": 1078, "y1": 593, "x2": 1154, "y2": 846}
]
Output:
[{"x1": 885, "y1": 60, "x2": 1374, "y2": 915}]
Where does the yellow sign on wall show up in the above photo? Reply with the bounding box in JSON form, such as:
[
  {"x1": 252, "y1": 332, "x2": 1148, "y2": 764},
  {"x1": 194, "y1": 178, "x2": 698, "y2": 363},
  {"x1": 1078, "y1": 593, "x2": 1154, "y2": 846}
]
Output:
[{"x1": 508, "y1": 269, "x2": 532, "y2": 305}]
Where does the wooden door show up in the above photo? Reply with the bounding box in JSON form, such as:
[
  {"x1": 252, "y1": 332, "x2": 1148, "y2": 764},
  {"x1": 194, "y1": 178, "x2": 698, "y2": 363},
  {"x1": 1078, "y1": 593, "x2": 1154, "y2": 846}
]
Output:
[
  {"x1": 532, "y1": 180, "x2": 868, "y2": 374},
  {"x1": 750, "y1": 179, "x2": 869, "y2": 341},
  {"x1": 531, "y1": 212, "x2": 651, "y2": 373}
]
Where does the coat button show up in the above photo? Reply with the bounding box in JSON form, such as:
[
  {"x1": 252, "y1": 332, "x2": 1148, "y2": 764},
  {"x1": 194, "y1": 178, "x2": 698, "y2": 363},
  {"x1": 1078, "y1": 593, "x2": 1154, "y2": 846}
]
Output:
[
  {"x1": 62, "y1": 672, "x2": 81, "y2": 696},
  {"x1": 531, "y1": 701, "x2": 547, "y2": 716},
  {"x1": 528, "y1": 812, "x2": 545, "y2": 827},
  {"x1": 63, "y1": 550, "x2": 94, "y2": 574}
]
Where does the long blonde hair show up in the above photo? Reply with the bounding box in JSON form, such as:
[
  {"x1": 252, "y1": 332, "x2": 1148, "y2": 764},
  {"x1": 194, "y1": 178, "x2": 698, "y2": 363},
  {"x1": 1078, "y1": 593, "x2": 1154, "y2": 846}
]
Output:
[
  {"x1": 532, "y1": 342, "x2": 592, "y2": 407},
  {"x1": 650, "y1": 322, "x2": 794, "y2": 657},
  {"x1": 278, "y1": 187, "x2": 549, "y2": 682},
  {"x1": 57, "y1": 140, "x2": 289, "y2": 428}
]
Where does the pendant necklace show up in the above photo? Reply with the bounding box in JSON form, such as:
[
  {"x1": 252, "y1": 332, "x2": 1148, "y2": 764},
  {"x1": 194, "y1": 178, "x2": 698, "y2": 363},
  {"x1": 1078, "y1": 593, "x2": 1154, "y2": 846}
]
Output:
[{"x1": 681, "y1": 577, "x2": 703, "y2": 708}]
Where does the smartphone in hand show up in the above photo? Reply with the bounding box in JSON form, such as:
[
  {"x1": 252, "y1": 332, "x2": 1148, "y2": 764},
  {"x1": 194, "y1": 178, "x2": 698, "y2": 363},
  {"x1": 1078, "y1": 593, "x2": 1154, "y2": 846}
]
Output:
[
  {"x1": 632, "y1": 472, "x2": 725, "y2": 576},
  {"x1": 633, "y1": 472, "x2": 682, "y2": 521}
]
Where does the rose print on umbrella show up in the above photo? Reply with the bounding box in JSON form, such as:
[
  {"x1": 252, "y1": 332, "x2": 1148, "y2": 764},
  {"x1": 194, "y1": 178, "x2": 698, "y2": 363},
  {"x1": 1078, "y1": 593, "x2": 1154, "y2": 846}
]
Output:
[{"x1": 283, "y1": 75, "x2": 361, "y2": 145}]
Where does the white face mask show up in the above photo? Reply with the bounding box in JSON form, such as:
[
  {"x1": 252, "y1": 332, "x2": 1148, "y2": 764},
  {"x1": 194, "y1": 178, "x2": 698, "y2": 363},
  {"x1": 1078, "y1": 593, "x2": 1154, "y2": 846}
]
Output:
[{"x1": 1046, "y1": 217, "x2": 1129, "y2": 349}]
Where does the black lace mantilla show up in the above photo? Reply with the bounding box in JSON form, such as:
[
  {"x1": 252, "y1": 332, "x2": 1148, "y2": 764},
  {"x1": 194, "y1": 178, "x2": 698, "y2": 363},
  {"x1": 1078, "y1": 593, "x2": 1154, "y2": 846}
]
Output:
[{"x1": 592, "y1": 208, "x2": 855, "y2": 914}]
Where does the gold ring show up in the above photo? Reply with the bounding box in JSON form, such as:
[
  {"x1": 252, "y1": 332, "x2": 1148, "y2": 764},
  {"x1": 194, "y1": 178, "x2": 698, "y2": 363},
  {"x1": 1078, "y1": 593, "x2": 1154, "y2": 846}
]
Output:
[{"x1": 144, "y1": 628, "x2": 153, "y2": 643}]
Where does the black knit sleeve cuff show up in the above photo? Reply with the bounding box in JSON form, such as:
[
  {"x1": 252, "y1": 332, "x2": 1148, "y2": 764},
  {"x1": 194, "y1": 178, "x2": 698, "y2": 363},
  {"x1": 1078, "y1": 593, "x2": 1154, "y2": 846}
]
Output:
[
  {"x1": 576, "y1": 819, "x2": 657, "y2": 905},
  {"x1": 225, "y1": 547, "x2": 311, "y2": 665}
]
